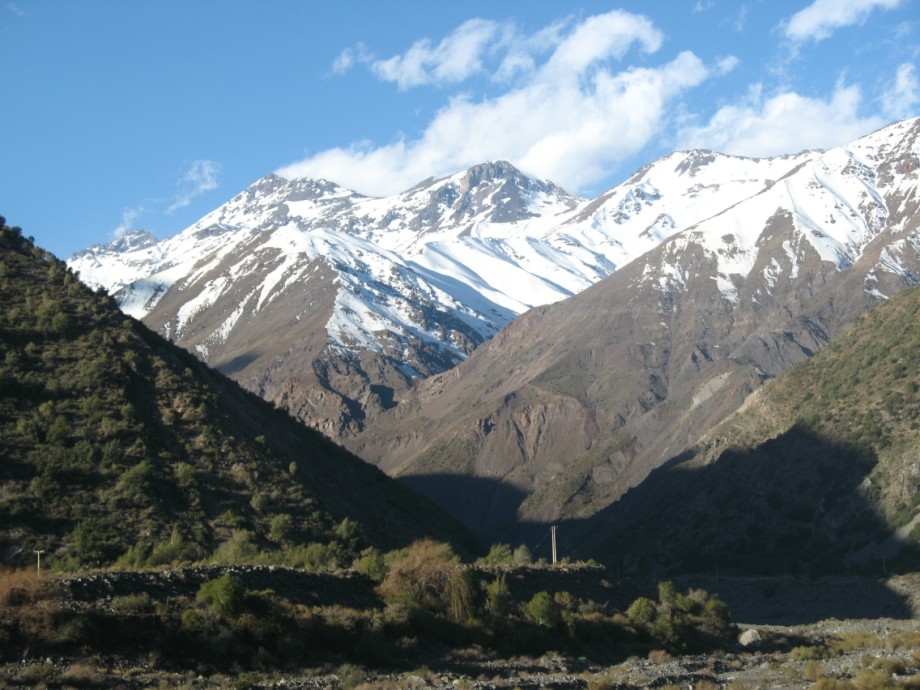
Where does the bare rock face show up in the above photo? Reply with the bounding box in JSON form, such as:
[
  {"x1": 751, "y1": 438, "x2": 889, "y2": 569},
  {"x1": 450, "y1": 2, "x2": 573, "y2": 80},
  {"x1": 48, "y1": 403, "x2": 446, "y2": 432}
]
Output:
[
  {"x1": 349, "y1": 120, "x2": 920, "y2": 546},
  {"x1": 70, "y1": 119, "x2": 920, "y2": 554}
]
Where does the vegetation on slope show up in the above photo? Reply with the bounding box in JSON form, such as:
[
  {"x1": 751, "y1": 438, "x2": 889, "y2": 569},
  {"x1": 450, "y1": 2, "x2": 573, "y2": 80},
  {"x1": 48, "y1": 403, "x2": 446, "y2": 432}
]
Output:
[
  {"x1": 0, "y1": 216, "x2": 473, "y2": 571},
  {"x1": 708, "y1": 281, "x2": 920, "y2": 538},
  {"x1": 0, "y1": 542, "x2": 734, "y2": 673}
]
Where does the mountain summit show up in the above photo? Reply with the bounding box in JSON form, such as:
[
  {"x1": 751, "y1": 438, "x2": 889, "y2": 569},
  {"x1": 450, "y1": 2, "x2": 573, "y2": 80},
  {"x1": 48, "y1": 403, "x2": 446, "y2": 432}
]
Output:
[
  {"x1": 351, "y1": 118, "x2": 920, "y2": 541},
  {"x1": 71, "y1": 119, "x2": 920, "y2": 546},
  {"x1": 71, "y1": 119, "x2": 920, "y2": 450}
]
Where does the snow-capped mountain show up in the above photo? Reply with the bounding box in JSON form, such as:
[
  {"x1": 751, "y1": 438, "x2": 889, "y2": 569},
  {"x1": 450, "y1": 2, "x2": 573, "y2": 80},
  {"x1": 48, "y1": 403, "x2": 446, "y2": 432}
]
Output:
[
  {"x1": 348, "y1": 118, "x2": 920, "y2": 544},
  {"x1": 70, "y1": 118, "x2": 920, "y2": 447}
]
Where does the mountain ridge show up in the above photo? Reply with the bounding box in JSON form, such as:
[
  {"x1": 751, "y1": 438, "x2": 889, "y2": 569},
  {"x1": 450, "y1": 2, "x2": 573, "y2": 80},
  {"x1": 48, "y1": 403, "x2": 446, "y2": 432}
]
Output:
[
  {"x1": 69, "y1": 118, "x2": 920, "y2": 545},
  {"x1": 71, "y1": 121, "x2": 919, "y2": 443},
  {"x1": 0, "y1": 219, "x2": 474, "y2": 569},
  {"x1": 350, "y1": 118, "x2": 920, "y2": 540}
]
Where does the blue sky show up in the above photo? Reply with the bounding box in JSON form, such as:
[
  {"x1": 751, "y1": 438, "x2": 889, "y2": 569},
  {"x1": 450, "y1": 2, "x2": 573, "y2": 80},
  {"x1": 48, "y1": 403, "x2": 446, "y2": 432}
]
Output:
[{"x1": 1, "y1": 0, "x2": 917, "y2": 260}]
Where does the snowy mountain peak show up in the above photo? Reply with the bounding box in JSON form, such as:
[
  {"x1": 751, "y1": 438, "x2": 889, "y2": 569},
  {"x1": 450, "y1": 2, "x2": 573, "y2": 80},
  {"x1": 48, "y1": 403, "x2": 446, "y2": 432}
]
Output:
[
  {"x1": 68, "y1": 120, "x2": 920, "y2": 440},
  {"x1": 456, "y1": 160, "x2": 552, "y2": 192},
  {"x1": 72, "y1": 229, "x2": 158, "y2": 258}
]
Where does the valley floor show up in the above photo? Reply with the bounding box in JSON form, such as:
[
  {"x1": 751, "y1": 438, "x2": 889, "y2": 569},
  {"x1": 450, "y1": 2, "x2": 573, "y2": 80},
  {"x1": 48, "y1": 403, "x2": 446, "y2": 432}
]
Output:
[
  {"x1": 3, "y1": 572, "x2": 920, "y2": 689},
  {"x1": 3, "y1": 615, "x2": 920, "y2": 689}
]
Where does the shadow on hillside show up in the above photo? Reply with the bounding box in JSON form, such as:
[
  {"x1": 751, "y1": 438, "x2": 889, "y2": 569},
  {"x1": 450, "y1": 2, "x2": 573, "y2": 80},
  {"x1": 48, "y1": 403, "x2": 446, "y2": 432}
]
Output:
[
  {"x1": 402, "y1": 425, "x2": 920, "y2": 623},
  {"x1": 216, "y1": 351, "x2": 262, "y2": 376},
  {"x1": 575, "y1": 425, "x2": 920, "y2": 579},
  {"x1": 398, "y1": 474, "x2": 529, "y2": 546}
]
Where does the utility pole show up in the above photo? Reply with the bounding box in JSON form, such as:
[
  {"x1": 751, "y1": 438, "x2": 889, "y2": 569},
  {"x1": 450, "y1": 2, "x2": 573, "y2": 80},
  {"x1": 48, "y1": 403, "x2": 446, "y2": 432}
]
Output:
[
  {"x1": 550, "y1": 525, "x2": 557, "y2": 565},
  {"x1": 34, "y1": 550, "x2": 44, "y2": 576}
]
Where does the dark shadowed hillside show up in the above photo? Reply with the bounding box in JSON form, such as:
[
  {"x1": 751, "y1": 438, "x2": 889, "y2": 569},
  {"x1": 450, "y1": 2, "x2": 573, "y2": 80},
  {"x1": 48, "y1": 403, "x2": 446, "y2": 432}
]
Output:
[
  {"x1": 575, "y1": 285, "x2": 920, "y2": 575},
  {"x1": 0, "y1": 218, "x2": 474, "y2": 570}
]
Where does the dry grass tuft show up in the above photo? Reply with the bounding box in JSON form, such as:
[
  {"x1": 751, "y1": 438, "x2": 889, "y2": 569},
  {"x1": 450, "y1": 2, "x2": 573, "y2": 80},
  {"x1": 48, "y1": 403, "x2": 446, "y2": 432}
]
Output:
[{"x1": 0, "y1": 567, "x2": 44, "y2": 608}]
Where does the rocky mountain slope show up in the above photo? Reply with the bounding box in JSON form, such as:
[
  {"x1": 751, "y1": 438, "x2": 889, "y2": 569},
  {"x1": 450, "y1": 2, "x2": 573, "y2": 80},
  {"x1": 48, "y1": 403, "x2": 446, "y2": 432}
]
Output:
[
  {"x1": 578, "y1": 283, "x2": 920, "y2": 575},
  {"x1": 352, "y1": 118, "x2": 920, "y2": 544},
  {"x1": 70, "y1": 141, "x2": 831, "y2": 442},
  {"x1": 70, "y1": 119, "x2": 920, "y2": 551},
  {"x1": 0, "y1": 219, "x2": 473, "y2": 569}
]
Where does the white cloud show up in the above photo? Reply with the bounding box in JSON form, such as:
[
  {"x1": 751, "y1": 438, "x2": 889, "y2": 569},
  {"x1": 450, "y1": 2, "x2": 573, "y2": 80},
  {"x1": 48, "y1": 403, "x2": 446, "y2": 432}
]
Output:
[
  {"x1": 113, "y1": 207, "x2": 142, "y2": 239},
  {"x1": 370, "y1": 18, "x2": 501, "y2": 90},
  {"x1": 675, "y1": 80, "x2": 886, "y2": 157},
  {"x1": 280, "y1": 10, "x2": 718, "y2": 195},
  {"x1": 167, "y1": 160, "x2": 221, "y2": 214},
  {"x1": 6, "y1": 2, "x2": 24, "y2": 17},
  {"x1": 782, "y1": 0, "x2": 904, "y2": 43},
  {"x1": 715, "y1": 55, "x2": 740, "y2": 75},
  {"x1": 493, "y1": 19, "x2": 567, "y2": 83},
  {"x1": 883, "y1": 62, "x2": 919, "y2": 119},
  {"x1": 540, "y1": 11, "x2": 661, "y2": 78},
  {"x1": 733, "y1": 4, "x2": 750, "y2": 32},
  {"x1": 332, "y1": 42, "x2": 370, "y2": 76},
  {"x1": 332, "y1": 48, "x2": 356, "y2": 75}
]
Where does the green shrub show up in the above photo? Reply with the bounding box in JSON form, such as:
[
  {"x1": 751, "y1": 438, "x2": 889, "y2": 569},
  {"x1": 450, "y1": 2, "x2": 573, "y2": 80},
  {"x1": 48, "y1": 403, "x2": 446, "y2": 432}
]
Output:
[
  {"x1": 853, "y1": 668, "x2": 893, "y2": 690},
  {"x1": 353, "y1": 546, "x2": 386, "y2": 582},
  {"x1": 334, "y1": 517, "x2": 361, "y2": 548},
  {"x1": 526, "y1": 591, "x2": 561, "y2": 627},
  {"x1": 147, "y1": 528, "x2": 202, "y2": 566},
  {"x1": 791, "y1": 645, "x2": 836, "y2": 661},
  {"x1": 300, "y1": 541, "x2": 344, "y2": 572},
  {"x1": 70, "y1": 519, "x2": 108, "y2": 565},
  {"x1": 449, "y1": 568, "x2": 481, "y2": 623},
  {"x1": 211, "y1": 529, "x2": 260, "y2": 564},
  {"x1": 196, "y1": 574, "x2": 244, "y2": 619},
  {"x1": 513, "y1": 544, "x2": 532, "y2": 564},
  {"x1": 116, "y1": 460, "x2": 155, "y2": 503},
  {"x1": 479, "y1": 543, "x2": 514, "y2": 565},
  {"x1": 337, "y1": 663, "x2": 367, "y2": 690},
  {"x1": 114, "y1": 542, "x2": 149, "y2": 569},
  {"x1": 112, "y1": 592, "x2": 153, "y2": 615},
  {"x1": 269, "y1": 514, "x2": 295, "y2": 543},
  {"x1": 627, "y1": 596, "x2": 657, "y2": 625},
  {"x1": 485, "y1": 573, "x2": 511, "y2": 617}
]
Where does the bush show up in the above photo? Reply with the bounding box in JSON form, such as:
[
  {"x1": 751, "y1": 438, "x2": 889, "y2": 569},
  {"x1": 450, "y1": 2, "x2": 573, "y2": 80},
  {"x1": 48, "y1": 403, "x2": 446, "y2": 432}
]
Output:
[
  {"x1": 485, "y1": 573, "x2": 511, "y2": 617},
  {"x1": 353, "y1": 547, "x2": 386, "y2": 582},
  {"x1": 853, "y1": 668, "x2": 893, "y2": 690},
  {"x1": 147, "y1": 529, "x2": 202, "y2": 566},
  {"x1": 513, "y1": 544, "x2": 532, "y2": 564},
  {"x1": 376, "y1": 538, "x2": 479, "y2": 624},
  {"x1": 112, "y1": 592, "x2": 153, "y2": 615},
  {"x1": 269, "y1": 514, "x2": 295, "y2": 543},
  {"x1": 337, "y1": 663, "x2": 367, "y2": 690},
  {"x1": 211, "y1": 529, "x2": 260, "y2": 564},
  {"x1": 294, "y1": 541, "x2": 343, "y2": 572},
  {"x1": 196, "y1": 574, "x2": 245, "y2": 619},
  {"x1": 116, "y1": 460, "x2": 155, "y2": 503},
  {"x1": 526, "y1": 591, "x2": 561, "y2": 627},
  {"x1": 0, "y1": 568, "x2": 43, "y2": 608},
  {"x1": 70, "y1": 518, "x2": 108, "y2": 565},
  {"x1": 791, "y1": 645, "x2": 836, "y2": 661},
  {"x1": 334, "y1": 518, "x2": 361, "y2": 548},
  {"x1": 627, "y1": 596, "x2": 657, "y2": 625},
  {"x1": 479, "y1": 543, "x2": 514, "y2": 565}
]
